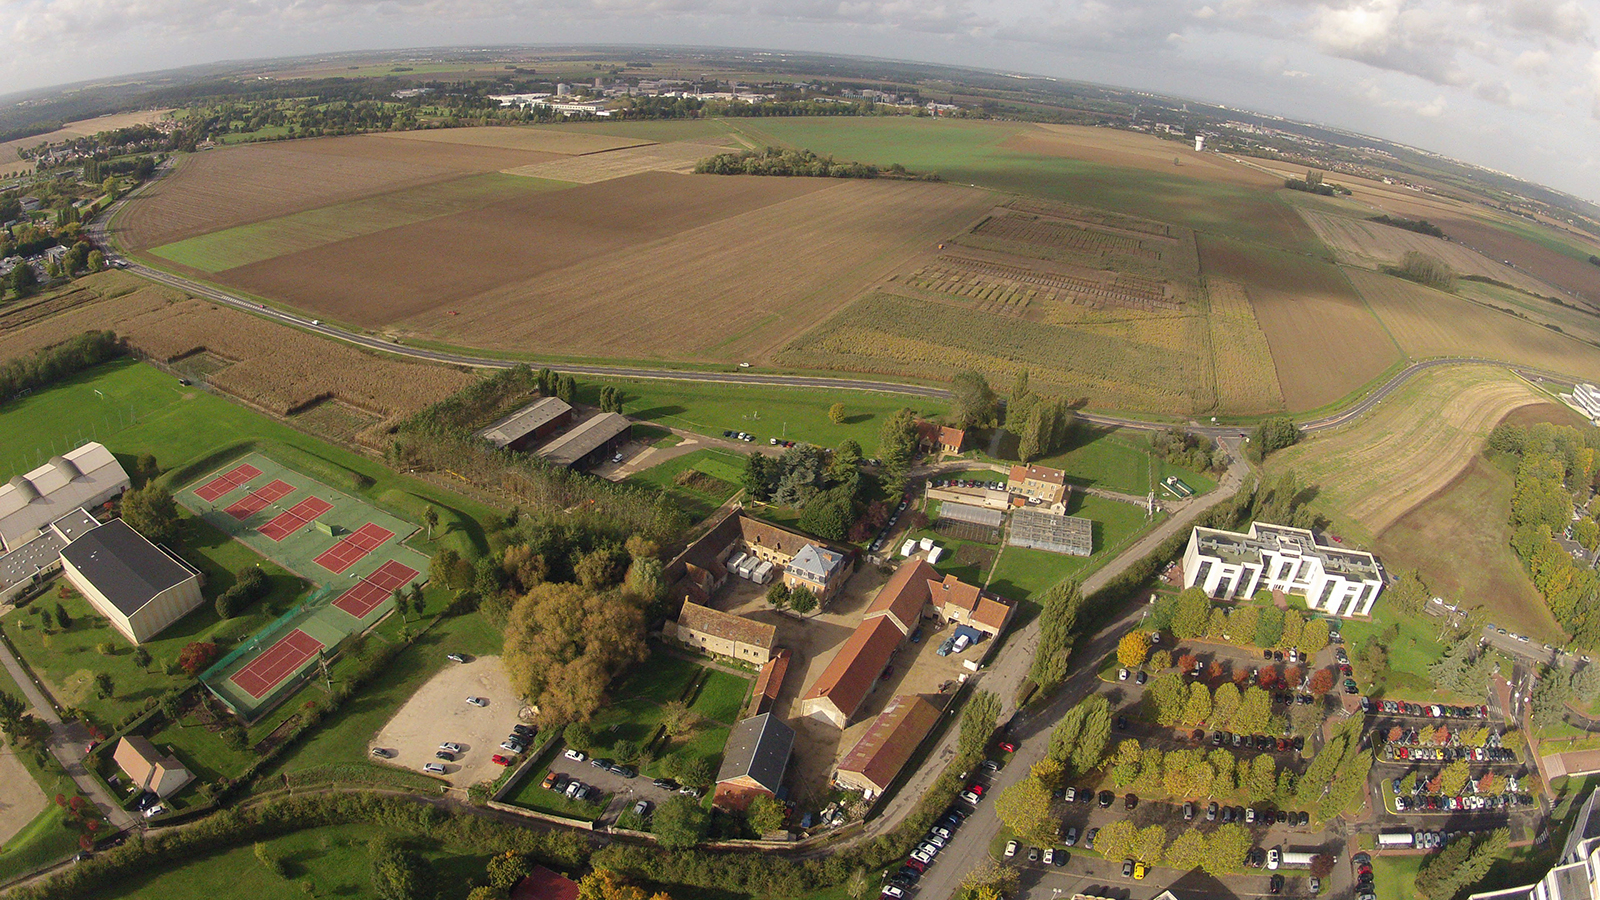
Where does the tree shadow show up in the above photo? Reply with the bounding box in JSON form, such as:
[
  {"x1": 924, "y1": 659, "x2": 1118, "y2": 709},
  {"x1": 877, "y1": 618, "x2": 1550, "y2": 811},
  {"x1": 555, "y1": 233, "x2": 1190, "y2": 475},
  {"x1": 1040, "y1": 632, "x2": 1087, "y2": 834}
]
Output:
[{"x1": 630, "y1": 405, "x2": 687, "y2": 422}]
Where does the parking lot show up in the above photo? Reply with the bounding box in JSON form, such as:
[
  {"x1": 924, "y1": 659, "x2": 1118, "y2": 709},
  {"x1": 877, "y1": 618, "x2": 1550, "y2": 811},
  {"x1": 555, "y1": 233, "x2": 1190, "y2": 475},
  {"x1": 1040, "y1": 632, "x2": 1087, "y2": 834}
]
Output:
[
  {"x1": 537, "y1": 751, "x2": 695, "y2": 824},
  {"x1": 370, "y1": 655, "x2": 525, "y2": 786}
]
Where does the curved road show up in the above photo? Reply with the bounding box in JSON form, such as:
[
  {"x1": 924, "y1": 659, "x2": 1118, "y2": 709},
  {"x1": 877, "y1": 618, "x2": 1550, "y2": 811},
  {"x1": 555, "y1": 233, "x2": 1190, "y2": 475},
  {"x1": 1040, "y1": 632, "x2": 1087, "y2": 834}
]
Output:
[{"x1": 88, "y1": 166, "x2": 1581, "y2": 441}]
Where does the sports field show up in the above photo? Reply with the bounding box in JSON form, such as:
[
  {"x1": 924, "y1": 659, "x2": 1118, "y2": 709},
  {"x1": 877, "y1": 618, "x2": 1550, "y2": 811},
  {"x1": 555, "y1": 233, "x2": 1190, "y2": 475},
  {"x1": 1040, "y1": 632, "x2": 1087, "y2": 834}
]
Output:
[{"x1": 179, "y1": 452, "x2": 429, "y2": 717}]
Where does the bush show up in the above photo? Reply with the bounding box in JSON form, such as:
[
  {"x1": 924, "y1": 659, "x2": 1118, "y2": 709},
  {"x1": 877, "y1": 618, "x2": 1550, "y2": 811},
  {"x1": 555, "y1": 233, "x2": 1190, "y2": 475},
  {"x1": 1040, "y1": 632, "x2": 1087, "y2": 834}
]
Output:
[{"x1": 1388, "y1": 251, "x2": 1457, "y2": 291}]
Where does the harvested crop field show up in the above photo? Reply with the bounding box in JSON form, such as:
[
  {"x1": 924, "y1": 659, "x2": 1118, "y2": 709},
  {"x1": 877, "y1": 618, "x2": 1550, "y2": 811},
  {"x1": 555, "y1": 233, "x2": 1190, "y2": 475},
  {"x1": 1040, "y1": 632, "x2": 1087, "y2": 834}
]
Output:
[
  {"x1": 0, "y1": 272, "x2": 473, "y2": 420},
  {"x1": 1204, "y1": 280, "x2": 1285, "y2": 412},
  {"x1": 410, "y1": 178, "x2": 995, "y2": 362},
  {"x1": 118, "y1": 129, "x2": 614, "y2": 248},
  {"x1": 1424, "y1": 213, "x2": 1600, "y2": 304},
  {"x1": 1010, "y1": 124, "x2": 1278, "y2": 189},
  {"x1": 223, "y1": 171, "x2": 832, "y2": 328},
  {"x1": 1200, "y1": 236, "x2": 1400, "y2": 409},
  {"x1": 501, "y1": 139, "x2": 734, "y2": 183},
  {"x1": 1266, "y1": 364, "x2": 1549, "y2": 538},
  {"x1": 1344, "y1": 267, "x2": 1600, "y2": 382},
  {"x1": 1297, "y1": 208, "x2": 1548, "y2": 294},
  {"x1": 372, "y1": 127, "x2": 651, "y2": 155}
]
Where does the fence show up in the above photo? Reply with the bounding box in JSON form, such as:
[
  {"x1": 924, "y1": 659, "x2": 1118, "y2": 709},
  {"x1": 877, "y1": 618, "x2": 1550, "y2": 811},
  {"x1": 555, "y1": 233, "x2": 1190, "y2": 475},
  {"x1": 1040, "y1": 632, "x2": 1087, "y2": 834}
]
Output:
[{"x1": 200, "y1": 584, "x2": 342, "y2": 721}]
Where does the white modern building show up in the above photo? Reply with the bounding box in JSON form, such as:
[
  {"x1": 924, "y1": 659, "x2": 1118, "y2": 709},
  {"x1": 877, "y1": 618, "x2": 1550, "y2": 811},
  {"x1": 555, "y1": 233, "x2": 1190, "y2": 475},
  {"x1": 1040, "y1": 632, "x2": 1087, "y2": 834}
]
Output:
[
  {"x1": 1471, "y1": 789, "x2": 1600, "y2": 900},
  {"x1": 1563, "y1": 383, "x2": 1600, "y2": 426},
  {"x1": 1182, "y1": 522, "x2": 1384, "y2": 617},
  {"x1": 0, "y1": 442, "x2": 129, "y2": 551}
]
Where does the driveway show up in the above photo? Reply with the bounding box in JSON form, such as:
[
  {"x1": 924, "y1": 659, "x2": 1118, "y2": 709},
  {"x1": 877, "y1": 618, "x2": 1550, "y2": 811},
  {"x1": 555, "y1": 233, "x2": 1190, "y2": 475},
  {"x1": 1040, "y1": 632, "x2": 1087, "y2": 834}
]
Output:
[{"x1": 370, "y1": 655, "x2": 523, "y2": 787}]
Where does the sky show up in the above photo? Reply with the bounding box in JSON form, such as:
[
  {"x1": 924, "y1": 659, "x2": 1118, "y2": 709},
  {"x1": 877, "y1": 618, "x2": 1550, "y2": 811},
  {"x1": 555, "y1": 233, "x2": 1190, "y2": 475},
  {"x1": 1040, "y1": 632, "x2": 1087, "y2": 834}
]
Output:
[{"x1": 4, "y1": 0, "x2": 1600, "y2": 203}]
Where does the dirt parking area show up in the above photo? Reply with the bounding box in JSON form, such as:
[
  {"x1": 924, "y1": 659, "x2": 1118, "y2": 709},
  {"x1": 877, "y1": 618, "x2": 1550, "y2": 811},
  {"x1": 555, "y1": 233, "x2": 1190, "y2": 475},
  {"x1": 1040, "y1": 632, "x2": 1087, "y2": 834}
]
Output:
[
  {"x1": 370, "y1": 655, "x2": 525, "y2": 787},
  {"x1": 0, "y1": 744, "x2": 45, "y2": 845}
]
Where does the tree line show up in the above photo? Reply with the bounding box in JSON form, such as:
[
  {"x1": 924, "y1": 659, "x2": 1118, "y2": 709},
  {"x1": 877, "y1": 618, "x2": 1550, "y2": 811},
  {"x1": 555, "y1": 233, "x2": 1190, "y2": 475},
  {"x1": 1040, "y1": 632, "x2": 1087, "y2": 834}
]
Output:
[
  {"x1": 0, "y1": 331, "x2": 122, "y2": 406},
  {"x1": 1370, "y1": 215, "x2": 1446, "y2": 238},
  {"x1": 694, "y1": 146, "x2": 935, "y2": 180}
]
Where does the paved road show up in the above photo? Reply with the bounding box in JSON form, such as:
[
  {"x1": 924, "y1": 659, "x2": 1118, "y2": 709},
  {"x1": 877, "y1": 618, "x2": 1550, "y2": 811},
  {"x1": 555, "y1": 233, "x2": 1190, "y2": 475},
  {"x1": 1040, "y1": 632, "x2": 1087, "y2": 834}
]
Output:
[
  {"x1": 0, "y1": 634, "x2": 138, "y2": 833},
  {"x1": 88, "y1": 169, "x2": 1581, "y2": 441}
]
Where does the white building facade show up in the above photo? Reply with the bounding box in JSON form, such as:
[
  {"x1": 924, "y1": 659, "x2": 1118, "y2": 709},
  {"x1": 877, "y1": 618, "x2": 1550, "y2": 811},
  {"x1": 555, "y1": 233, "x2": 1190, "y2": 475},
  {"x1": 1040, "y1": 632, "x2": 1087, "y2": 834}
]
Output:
[
  {"x1": 1471, "y1": 789, "x2": 1600, "y2": 900},
  {"x1": 1182, "y1": 522, "x2": 1384, "y2": 617},
  {"x1": 1564, "y1": 383, "x2": 1600, "y2": 426}
]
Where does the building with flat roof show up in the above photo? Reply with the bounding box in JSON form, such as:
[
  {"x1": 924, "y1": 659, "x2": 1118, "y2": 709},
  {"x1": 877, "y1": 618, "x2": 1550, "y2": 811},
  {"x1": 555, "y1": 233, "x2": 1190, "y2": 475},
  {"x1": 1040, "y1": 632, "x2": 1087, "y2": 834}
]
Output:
[
  {"x1": 674, "y1": 601, "x2": 777, "y2": 664},
  {"x1": 1183, "y1": 522, "x2": 1383, "y2": 617},
  {"x1": 113, "y1": 736, "x2": 193, "y2": 799},
  {"x1": 1009, "y1": 507, "x2": 1093, "y2": 556},
  {"x1": 537, "y1": 412, "x2": 631, "y2": 470},
  {"x1": 714, "y1": 713, "x2": 794, "y2": 811},
  {"x1": 1564, "y1": 383, "x2": 1600, "y2": 425},
  {"x1": 477, "y1": 397, "x2": 574, "y2": 451},
  {"x1": 0, "y1": 442, "x2": 129, "y2": 551},
  {"x1": 835, "y1": 693, "x2": 943, "y2": 797},
  {"x1": 1470, "y1": 789, "x2": 1600, "y2": 900},
  {"x1": 1007, "y1": 464, "x2": 1067, "y2": 506},
  {"x1": 0, "y1": 508, "x2": 99, "y2": 604},
  {"x1": 60, "y1": 519, "x2": 203, "y2": 643}
]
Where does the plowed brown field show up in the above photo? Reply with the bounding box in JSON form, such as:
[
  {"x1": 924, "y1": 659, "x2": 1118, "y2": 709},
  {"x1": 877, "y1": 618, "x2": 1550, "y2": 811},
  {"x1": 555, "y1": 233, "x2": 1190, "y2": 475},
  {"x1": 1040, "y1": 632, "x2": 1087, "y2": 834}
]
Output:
[
  {"x1": 221, "y1": 172, "x2": 832, "y2": 327},
  {"x1": 118, "y1": 133, "x2": 579, "y2": 248},
  {"x1": 410, "y1": 179, "x2": 996, "y2": 362}
]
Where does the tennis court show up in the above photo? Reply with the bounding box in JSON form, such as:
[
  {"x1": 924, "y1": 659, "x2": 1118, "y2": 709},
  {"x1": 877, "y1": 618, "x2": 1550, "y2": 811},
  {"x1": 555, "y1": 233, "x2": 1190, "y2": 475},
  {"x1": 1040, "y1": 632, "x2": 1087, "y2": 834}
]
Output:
[
  {"x1": 230, "y1": 629, "x2": 324, "y2": 699},
  {"x1": 194, "y1": 463, "x2": 261, "y2": 502},
  {"x1": 314, "y1": 523, "x2": 395, "y2": 574},
  {"x1": 224, "y1": 479, "x2": 295, "y2": 520},
  {"x1": 334, "y1": 560, "x2": 421, "y2": 620},
  {"x1": 259, "y1": 495, "x2": 334, "y2": 542}
]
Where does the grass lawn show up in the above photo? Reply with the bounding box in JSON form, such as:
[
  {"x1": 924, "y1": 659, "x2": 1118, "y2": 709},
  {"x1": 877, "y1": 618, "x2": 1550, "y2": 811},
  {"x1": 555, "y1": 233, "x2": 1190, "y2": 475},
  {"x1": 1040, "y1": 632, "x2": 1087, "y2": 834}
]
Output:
[
  {"x1": 254, "y1": 612, "x2": 498, "y2": 781},
  {"x1": 0, "y1": 359, "x2": 496, "y2": 559},
  {"x1": 75, "y1": 822, "x2": 493, "y2": 900},
  {"x1": 576, "y1": 376, "x2": 944, "y2": 450},
  {"x1": 689, "y1": 669, "x2": 751, "y2": 725},
  {"x1": 1369, "y1": 853, "x2": 1425, "y2": 900},
  {"x1": 625, "y1": 449, "x2": 746, "y2": 523},
  {"x1": 1030, "y1": 426, "x2": 1216, "y2": 497},
  {"x1": 1341, "y1": 606, "x2": 1463, "y2": 703}
]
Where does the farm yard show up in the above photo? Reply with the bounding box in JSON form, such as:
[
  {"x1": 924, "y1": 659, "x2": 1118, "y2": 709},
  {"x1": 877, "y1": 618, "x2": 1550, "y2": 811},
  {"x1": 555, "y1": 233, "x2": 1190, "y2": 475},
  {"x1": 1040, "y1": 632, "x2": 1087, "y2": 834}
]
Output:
[{"x1": 0, "y1": 109, "x2": 173, "y2": 178}]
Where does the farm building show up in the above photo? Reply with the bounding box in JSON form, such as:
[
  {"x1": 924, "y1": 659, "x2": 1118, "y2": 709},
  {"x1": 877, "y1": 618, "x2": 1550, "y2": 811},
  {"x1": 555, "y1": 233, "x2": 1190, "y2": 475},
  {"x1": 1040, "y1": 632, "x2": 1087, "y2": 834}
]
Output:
[
  {"x1": 713, "y1": 713, "x2": 795, "y2": 811},
  {"x1": 784, "y1": 543, "x2": 849, "y2": 605},
  {"x1": 60, "y1": 519, "x2": 204, "y2": 644},
  {"x1": 835, "y1": 693, "x2": 944, "y2": 798},
  {"x1": 537, "y1": 412, "x2": 632, "y2": 470},
  {"x1": 748, "y1": 649, "x2": 790, "y2": 717},
  {"x1": 1006, "y1": 464, "x2": 1067, "y2": 506},
  {"x1": 936, "y1": 501, "x2": 1004, "y2": 543},
  {"x1": 916, "y1": 421, "x2": 967, "y2": 455},
  {"x1": 929, "y1": 573, "x2": 1015, "y2": 639},
  {"x1": 0, "y1": 442, "x2": 129, "y2": 552},
  {"x1": 674, "y1": 601, "x2": 777, "y2": 664},
  {"x1": 112, "y1": 735, "x2": 193, "y2": 799},
  {"x1": 864, "y1": 558, "x2": 936, "y2": 634},
  {"x1": 0, "y1": 507, "x2": 99, "y2": 605},
  {"x1": 1008, "y1": 507, "x2": 1093, "y2": 556},
  {"x1": 476, "y1": 397, "x2": 575, "y2": 451},
  {"x1": 1183, "y1": 522, "x2": 1384, "y2": 617},
  {"x1": 800, "y1": 616, "x2": 904, "y2": 728}
]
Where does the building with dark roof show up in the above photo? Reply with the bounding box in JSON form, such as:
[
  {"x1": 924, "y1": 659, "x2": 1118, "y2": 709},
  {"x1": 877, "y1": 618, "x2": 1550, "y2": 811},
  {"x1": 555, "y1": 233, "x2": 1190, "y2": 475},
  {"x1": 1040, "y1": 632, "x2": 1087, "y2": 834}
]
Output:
[
  {"x1": 477, "y1": 397, "x2": 574, "y2": 451},
  {"x1": 800, "y1": 616, "x2": 904, "y2": 728},
  {"x1": 675, "y1": 601, "x2": 777, "y2": 664},
  {"x1": 0, "y1": 508, "x2": 99, "y2": 605},
  {"x1": 836, "y1": 693, "x2": 944, "y2": 797},
  {"x1": 60, "y1": 519, "x2": 203, "y2": 644},
  {"x1": 537, "y1": 412, "x2": 631, "y2": 470},
  {"x1": 714, "y1": 713, "x2": 794, "y2": 810}
]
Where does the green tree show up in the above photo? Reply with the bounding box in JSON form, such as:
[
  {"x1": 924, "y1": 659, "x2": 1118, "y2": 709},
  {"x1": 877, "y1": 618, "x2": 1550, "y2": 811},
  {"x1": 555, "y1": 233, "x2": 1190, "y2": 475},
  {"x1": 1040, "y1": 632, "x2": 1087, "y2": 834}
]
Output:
[
  {"x1": 958, "y1": 690, "x2": 1001, "y2": 762},
  {"x1": 994, "y1": 776, "x2": 1058, "y2": 845},
  {"x1": 9, "y1": 262, "x2": 38, "y2": 297},
  {"x1": 1071, "y1": 696, "x2": 1113, "y2": 775},
  {"x1": 1298, "y1": 618, "x2": 1330, "y2": 655},
  {"x1": 1212, "y1": 682, "x2": 1241, "y2": 727},
  {"x1": 764, "y1": 581, "x2": 790, "y2": 609},
  {"x1": 1247, "y1": 417, "x2": 1301, "y2": 462},
  {"x1": 1181, "y1": 681, "x2": 1213, "y2": 726},
  {"x1": 1134, "y1": 824, "x2": 1167, "y2": 865},
  {"x1": 564, "y1": 722, "x2": 596, "y2": 752},
  {"x1": 486, "y1": 852, "x2": 530, "y2": 890},
  {"x1": 1094, "y1": 819, "x2": 1138, "y2": 863},
  {"x1": 1203, "y1": 824, "x2": 1251, "y2": 876},
  {"x1": 654, "y1": 796, "x2": 710, "y2": 850},
  {"x1": 122, "y1": 483, "x2": 181, "y2": 545},
  {"x1": 877, "y1": 408, "x2": 919, "y2": 492},
  {"x1": 1244, "y1": 754, "x2": 1277, "y2": 803},
  {"x1": 1230, "y1": 687, "x2": 1271, "y2": 734},
  {"x1": 1439, "y1": 758, "x2": 1470, "y2": 797},
  {"x1": 787, "y1": 585, "x2": 818, "y2": 614},
  {"x1": 1029, "y1": 579, "x2": 1082, "y2": 694},
  {"x1": 1145, "y1": 672, "x2": 1186, "y2": 728},
  {"x1": 369, "y1": 838, "x2": 425, "y2": 900},
  {"x1": 1167, "y1": 830, "x2": 1208, "y2": 871},
  {"x1": 423, "y1": 505, "x2": 438, "y2": 539},
  {"x1": 1110, "y1": 739, "x2": 1142, "y2": 787},
  {"x1": 1170, "y1": 588, "x2": 1210, "y2": 639},
  {"x1": 747, "y1": 794, "x2": 786, "y2": 834},
  {"x1": 828, "y1": 403, "x2": 846, "y2": 425},
  {"x1": 86, "y1": 250, "x2": 104, "y2": 273},
  {"x1": 949, "y1": 371, "x2": 1001, "y2": 430}
]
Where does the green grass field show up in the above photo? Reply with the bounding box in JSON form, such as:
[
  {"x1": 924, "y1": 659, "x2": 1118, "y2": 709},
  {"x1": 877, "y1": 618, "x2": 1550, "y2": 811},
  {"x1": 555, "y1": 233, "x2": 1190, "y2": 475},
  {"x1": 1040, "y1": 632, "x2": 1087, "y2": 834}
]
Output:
[
  {"x1": 579, "y1": 376, "x2": 944, "y2": 450},
  {"x1": 147, "y1": 173, "x2": 570, "y2": 272},
  {"x1": 624, "y1": 449, "x2": 746, "y2": 523},
  {"x1": 688, "y1": 669, "x2": 751, "y2": 725},
  {"x1": 1030, "y1": 426, "x2": 1217, "y2": 497},
  {"x1": 0, "y1": 359, "x2": 494, "y2": 559},
  {"x1": 74, "y1": 822, "x2": 492, "y2": 900}
]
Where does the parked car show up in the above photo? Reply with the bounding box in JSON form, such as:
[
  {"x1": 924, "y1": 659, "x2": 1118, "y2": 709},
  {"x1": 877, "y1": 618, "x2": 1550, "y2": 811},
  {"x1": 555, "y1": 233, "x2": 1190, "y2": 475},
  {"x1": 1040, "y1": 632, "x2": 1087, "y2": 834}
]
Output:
[
  {"x1": 1122, "y1": 859, "x2": 1135, "y2": 878},
  {"x1": 564, "y1": 748, "x2": 587, "y2": 762},
  {"x1": 542, "y1": 771, "x2": 559, "y2": 789},
  {"x1": 435, "y1": 750, "x2": 456, "y2": 761},
  {"x1": 1064, "y1": 827, "x2": 1079, "y2": 846},
  {"x1": 439, "y1": 742, "x2": 462, "y2": 754},
  {"x1": 500, "y1": 740, "x2": 525, "y2": 754},
  {"x1": 491, "y1": 754, "x2": 512, "y2": 766},
  {"x1": 1124, "y1": 793, "x2": 1138, "y2": 810},
  {"x1": 1099, "y1": 790, "x2": 1115, "y2": 808},
  {"x1": 371, "y1": 747, "x2": 395, "y2": 759},
  {"x1": 446, "y1": 653, "x2": 468, "y2": 663},
  {"x1": 465, "y1": 696, "x2": 487, "y2": 707},
  {"x1": 512, "y1": 724, "x2": 536, "y2": 738},
  {"x1": 423, "y1": 763, "x2": 446, "y2": 775},
  {"x1": 1084, "y1": 827, "x2": 1099, "y2": 850},
  {"x1": 633, "y1": 800, "x2": 653, "y2": 818},
  {"x1": 960, "y1": 790, "x2": 982, "y2": 805}
]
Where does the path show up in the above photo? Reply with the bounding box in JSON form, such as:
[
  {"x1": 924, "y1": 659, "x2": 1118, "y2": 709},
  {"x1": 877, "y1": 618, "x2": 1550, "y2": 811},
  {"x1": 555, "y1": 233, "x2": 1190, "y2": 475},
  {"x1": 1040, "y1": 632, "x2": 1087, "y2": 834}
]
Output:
[
  {"x1": 0, "y1": 634, "x2": 138, "y2": 833},
  {"x1": 838, "y1": 440, "x2": 1250, "y2": 879}
]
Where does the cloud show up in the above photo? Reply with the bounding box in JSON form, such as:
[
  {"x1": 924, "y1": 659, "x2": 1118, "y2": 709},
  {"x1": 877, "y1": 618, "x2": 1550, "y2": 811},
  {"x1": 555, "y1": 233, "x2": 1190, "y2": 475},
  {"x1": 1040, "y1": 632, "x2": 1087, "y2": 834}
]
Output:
[{"x1": 1308, "y1": 0, "x2": 1464, "y2": 85}]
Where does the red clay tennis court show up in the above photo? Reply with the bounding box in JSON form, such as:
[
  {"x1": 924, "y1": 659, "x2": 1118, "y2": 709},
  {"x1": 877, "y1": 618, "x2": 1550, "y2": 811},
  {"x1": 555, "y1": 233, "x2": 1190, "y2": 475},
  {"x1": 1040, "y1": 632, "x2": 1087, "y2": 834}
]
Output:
[
  {"x1": 224, "y1": 479, "x2": 296, "y2": 521},
  {"x1": 229, "y1": 629, "x2": 324, "y2": 699},
  {"x1": 194, "y1": 463, "x2": 262, "y2": 502},
  {"x1": 333, "y1": 560, "x2": 421, "y2": 619},
  {"x1": 314, "y1": 522, "x2": 394, "y2": 574},
  {"x1": 258, "y1": 496, "x2": 334, "y2": 542}
]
